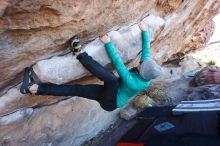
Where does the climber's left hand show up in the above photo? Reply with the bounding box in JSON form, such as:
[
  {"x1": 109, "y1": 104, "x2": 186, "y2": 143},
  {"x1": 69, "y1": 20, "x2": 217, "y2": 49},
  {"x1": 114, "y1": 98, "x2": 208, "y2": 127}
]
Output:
[
  {"x1": 100, "y1": 34, "x2": 111, "y2": 44},
  {"x1": 139, "y1": 23, "x2": 148, "y2": 31}
]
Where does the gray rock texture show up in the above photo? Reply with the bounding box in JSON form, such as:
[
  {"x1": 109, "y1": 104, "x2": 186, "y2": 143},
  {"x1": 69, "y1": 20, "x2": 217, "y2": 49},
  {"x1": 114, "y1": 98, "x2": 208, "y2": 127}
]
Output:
[
  {"x1": 0, "y1": 98, "x2": 119, "y2": 146},
  {"x1": 0, "y1": 0, "x2": 220, "y2": 146}
]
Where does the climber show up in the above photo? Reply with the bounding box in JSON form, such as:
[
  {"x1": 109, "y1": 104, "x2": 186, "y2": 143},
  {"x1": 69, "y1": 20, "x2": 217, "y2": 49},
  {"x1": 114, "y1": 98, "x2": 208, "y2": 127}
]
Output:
[{"x1": 20, "y1": 23, "x2": 163, "y2": 111}]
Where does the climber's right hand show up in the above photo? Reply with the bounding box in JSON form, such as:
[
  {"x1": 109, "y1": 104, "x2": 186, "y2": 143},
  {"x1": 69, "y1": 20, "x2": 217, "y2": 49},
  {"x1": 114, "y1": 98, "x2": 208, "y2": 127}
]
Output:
[
  {"x1": 100, "y1": 34, "x2": 110, "y2": 44},
  {"x1": 139, "y1": 22, "x2": 148, "y2": 31}
]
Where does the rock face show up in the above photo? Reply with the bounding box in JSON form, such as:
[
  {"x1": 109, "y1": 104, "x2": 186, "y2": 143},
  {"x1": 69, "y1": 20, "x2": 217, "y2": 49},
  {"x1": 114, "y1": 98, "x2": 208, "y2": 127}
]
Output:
[
  {"x1": 0, "y1": 0, "x2": 219, "y2": 94},
  {"x1": 0, "y1": 0, "x2": 162, "y2": 93},
  {"x1": 33, "y1": 15, "x2": 164, "y2": 84},
  {"x1": 0, "y1": 0, "x2": 220, "y2": 145},
  {"x1": 0, "y1": 98, "x2": 119, "y2": 146}
]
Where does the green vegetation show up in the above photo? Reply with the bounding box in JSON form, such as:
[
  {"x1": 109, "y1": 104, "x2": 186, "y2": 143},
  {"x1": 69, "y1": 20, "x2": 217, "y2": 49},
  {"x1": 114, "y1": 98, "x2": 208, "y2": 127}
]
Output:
[{"x1": 207, "y1": 60, "x2": 216, "y2": 66}]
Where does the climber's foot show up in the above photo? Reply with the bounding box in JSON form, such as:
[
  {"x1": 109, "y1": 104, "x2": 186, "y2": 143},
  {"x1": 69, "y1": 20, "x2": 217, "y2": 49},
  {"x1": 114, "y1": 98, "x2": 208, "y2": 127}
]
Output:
[
  {"x1": 29, "y1": 84, "x2": 39, "y2": 94},
  {"x1": 20, "y1": 67, "x2": 38, "y2": 94},
  {"x1": 20, "y1": 67, "x2": 32, "y2": 94},
  {"x1": 69, "y1": 35, "x2": 81, "y2": 55}
]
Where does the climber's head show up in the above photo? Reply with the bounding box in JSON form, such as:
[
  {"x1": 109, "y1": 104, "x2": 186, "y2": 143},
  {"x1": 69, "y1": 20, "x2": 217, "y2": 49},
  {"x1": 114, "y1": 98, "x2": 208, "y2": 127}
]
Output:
[{"x1": 138, "y1": 58, "x2": 163, "y2": 81}]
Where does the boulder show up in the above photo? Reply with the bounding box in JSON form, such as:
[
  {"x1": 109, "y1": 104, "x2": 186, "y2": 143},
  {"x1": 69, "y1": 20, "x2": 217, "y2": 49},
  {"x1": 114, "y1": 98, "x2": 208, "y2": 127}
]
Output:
[
  {"x1": 0, "y1": 0, "x2": 219, "y2": 94},
  {"x1": 0, "y1": 98, "x2": 119, "y2": 146},
  {"x1": 0, "y1": 0, "x2": 220, "y2": 145}
]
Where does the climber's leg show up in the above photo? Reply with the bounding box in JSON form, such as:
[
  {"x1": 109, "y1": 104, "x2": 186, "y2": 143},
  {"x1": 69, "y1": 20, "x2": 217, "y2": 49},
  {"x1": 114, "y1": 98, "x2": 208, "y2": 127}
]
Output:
[
  {"x1": 37, "y1": 83, "x2": 103, "y2": 100},
  {"x1": 77, "y1": 52, "x2": 117, "y2": 82},
  {"x1": 36, "y1": 83, "x2": 117, "y2": 111},
  {"x1": 25, "y1": 72, "x2": 118, "y2": 111},
  {"x1": 21, "y1": 52, "x2": 118, "y2": 111},
  {"x1": 76, "y1": 52, "x2": 118, "y2": 111},
  {"x1": 98, "y1": 77, "x2": 118, "y2": 111}
]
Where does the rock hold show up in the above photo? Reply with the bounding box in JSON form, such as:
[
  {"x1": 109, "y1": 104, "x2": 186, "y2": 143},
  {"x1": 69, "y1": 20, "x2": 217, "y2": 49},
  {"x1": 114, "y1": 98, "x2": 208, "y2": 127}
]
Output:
[{"x1": 0, "y1": 108, "x2": 33, "y2": 126}]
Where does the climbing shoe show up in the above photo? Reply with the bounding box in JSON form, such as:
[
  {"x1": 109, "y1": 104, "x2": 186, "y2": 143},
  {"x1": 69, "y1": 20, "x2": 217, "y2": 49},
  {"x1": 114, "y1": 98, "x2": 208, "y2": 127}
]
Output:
[
  {"x1": 20, "y1": 67, "x2": 39, "y2": 94},
  {"x1": 69, "y1": 35, "x2": 81, "y2": 54},
  {"x1": 30, "y1": 67, "x2": 42, "y2": 84},
  {"x1": 20, "y1": 67, "x2": 32, "y2": 94}
]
